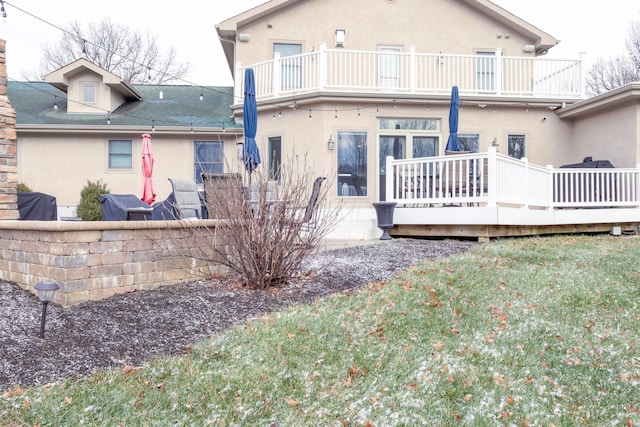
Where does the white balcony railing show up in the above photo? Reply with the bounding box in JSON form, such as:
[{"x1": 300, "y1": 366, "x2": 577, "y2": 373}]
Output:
[
  {"x1": 236, "y1": 43, "x2": 585, "y2": 102},
  {"x1": 385, "y1": 148, "x2": 640, "y2": 209}
]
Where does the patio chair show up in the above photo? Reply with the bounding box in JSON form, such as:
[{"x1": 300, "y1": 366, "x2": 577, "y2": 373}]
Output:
[
  {"x1": 286, "y1": 176, "x2": 326, "y2": 232},
  {"x1": 168, "y1": 178, "x2": 202, "y2": 219},
  {"x1": 201, "y1": 173, "x2": 242, "y2": 219}
]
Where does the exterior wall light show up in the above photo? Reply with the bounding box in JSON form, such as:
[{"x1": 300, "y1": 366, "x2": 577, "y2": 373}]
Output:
[
  {"x1": 34, "y1": 281, "x2": 59, "y2": 338},
  {"x1": 327, "y1": 134, "x2": 336, "y2": 150},
  {"x1": 238, "y1": 33, "x2": 251, "y2": 42},
  {"x1": 335, "y1": 29, "x2": 345, "y2": 47}
]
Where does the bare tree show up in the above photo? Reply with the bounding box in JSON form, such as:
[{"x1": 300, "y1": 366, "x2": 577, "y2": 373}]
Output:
[
  {"x1": 586, "y1": 20, "x2": 640, "y2": 95},
  {"x1": 33, "y1": 18, "x2": 189, "y2": 83},
  {"x1": 176, "y1": 156, "x2": 344, "y2": 290}
]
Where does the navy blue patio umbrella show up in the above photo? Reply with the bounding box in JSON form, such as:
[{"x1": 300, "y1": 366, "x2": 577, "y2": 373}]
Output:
[
  {"x1": 243, "y1": 68, "x2": 261, "y2": 183},
  {"x1": 445, "y1": 86, "x2": 461, "y2": 152}
]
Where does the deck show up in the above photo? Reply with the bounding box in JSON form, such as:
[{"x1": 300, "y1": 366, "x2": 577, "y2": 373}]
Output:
[{"x1": 384, "y1": 147, "x2": 640, "y2": 240}]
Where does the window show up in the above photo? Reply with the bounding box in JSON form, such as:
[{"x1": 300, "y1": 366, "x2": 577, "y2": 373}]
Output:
[
  {"x1": 108, "y1": 140, "x2": 132, "y2": 169},
  {"x1": 476, "y1": 52, "x2": 495, "y2": 92},
  {"x1": 337, "y1": 131, "x2": 367, "y2": 197},
  {"x1": 194, "y1": 142, "x2": 223, "y2": 184},
  {"x1": 458, "y1": 134, "x2": 480, "y2": 153},
  {"x1": 379, "y1": 118, "x2": 438, "y2": 131},
  {"x1": 508, "y1": 134, "x2": 525, "y2": 159},
  {"x1": 379, "y1": 46, "x2": 402, "y2": 89},
  {"x1": 83, "y1": 84, "x2": 96, "y2": 103},
  {"x1": 274, "y1": 43, "x2": 302, "y2": 90},
  {"x1": 268, "y1": 136, "x2": 282, "y2": 181}
]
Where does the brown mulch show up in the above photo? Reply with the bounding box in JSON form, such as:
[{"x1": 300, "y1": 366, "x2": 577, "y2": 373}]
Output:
[{"x1": 0, "y1": 238, "x2": 476, "y2": 392}]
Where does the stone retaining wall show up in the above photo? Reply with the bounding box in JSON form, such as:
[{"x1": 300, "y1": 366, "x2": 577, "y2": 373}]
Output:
[{"x1": 0, "y1": 219, "x2": 223, "y2": 306}]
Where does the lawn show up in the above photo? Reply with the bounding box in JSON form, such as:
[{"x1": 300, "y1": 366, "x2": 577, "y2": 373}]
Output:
[{"x1": 2, "y1": 235, "x2": 639, "y2": 426}]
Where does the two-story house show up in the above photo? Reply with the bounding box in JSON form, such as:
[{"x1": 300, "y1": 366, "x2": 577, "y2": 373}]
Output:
[
  {"x1": 217, "y1": 0, "x2": 640, "y2": 238},
  {"x1": 8, "y1": 0, "x2": 640, "y2": 239}
]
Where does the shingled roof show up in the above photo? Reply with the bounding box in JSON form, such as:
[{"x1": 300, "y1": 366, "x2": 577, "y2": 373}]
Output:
[{"x1": 8, "y1": 81, "x2": 240, "y2": 129}]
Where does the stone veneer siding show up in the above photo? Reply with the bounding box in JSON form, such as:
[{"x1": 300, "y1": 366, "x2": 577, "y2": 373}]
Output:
[
  {"x1": 0, "y1": 220, "x2": 223, "y2": 306},
  {"x1": 0, "y1": 40, "x2": 19, "y2": 220}
]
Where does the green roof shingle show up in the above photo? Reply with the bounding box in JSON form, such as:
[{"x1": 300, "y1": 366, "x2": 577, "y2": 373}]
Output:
[{"x1": 7, "y1": 81, "x2": 240, "y2": 129}]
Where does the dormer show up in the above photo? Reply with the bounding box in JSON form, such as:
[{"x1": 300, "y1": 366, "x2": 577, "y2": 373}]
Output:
[{"x1": 44, "y1": 59, "x2": 143, "y2": 114}]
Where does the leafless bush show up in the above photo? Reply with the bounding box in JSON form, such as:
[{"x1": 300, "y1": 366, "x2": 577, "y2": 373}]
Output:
[{"x1": 188, "y1": 157, "x2": 343, "y2": 289}]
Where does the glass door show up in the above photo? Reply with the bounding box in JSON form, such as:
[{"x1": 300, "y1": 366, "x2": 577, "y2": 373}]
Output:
[
  {"x1": 378, "y1": 46, "x2": 401, "y2": 89},
  {"x1": 274, "y1": 43, "x2": 302, "y2": 90},
  {"x1": 378, "y1": 135, "x2": 406, "y2": 200}
]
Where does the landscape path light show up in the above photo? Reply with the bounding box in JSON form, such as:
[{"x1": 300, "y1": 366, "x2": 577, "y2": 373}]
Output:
[{"x1": 34, "y1": 281, "x2": 59, "y2": 338}]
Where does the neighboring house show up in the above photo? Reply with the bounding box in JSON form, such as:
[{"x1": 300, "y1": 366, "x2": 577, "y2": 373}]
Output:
[
  {"x1": 217, "y1": 0, "x2": 640, "y2": 238},
  {"x1": 9, "y1": 59, "x2": 241, "y2": 218}
]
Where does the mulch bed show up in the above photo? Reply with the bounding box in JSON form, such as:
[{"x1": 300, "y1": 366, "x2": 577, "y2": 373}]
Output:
[{"x1": 0, "y1": 238, "x2": 476, "y2": 392}]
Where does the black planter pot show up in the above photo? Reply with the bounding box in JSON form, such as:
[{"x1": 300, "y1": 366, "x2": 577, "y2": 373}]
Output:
[{"x1": 372, "y1": 201, "x2": 397, "y2": 240}]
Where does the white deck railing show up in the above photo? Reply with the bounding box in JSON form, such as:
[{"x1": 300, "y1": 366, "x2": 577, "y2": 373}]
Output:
[
  {"x1": 385, "y1": 147, "x2": 640, "y2": 209},
  {"x1": 236, "y1": 43, "x2": 585, "y2": 101}
]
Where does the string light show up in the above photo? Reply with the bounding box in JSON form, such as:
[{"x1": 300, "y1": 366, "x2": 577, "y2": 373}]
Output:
[
  {"x1": 334, "y1": 110, "x2": 338, "y2": 119},
  {"x1": 190, "y1": 123, "x2": 194, "y2": 133},
  {"x1": 151, "y1": 119, "x2": 155, "y2": 132},
  {"x1": 107, "y1": 112, "x2": 111, "y2": 125},
  {"x1": 1, "y1": 0, "x2": 7, "y2": 20},
  {"x1": 199, "y1": 88, "x2": 204, "y2": 101},
  {"x1": 525, "y1": 103, "x2": 529, "y2": 113},
  {"x1": 308, "y1": 109, "x2": 312, "y2": 119},
  {"x1": 53, "y1": 96, "x2": 58, "y2": 110},
  {"x1": 357, "y1": 108, "x2": 360, "y2": 117}
]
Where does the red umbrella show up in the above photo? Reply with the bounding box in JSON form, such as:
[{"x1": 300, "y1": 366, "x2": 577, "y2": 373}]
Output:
[{"x1": 141, "y1": 133, "x2": 156, "y2": 205}]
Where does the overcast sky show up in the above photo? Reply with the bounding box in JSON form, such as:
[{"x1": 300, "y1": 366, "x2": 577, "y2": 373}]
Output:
[{"x1": 1, "y1": 0, "x2": 639, "y2": 86}]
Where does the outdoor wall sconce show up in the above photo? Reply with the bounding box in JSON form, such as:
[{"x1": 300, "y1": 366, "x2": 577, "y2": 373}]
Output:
[
  {"x1": 335, "y1": 29, "x2": 345, "y2": 47},
  {"x1": 491, "y1": 137, "x2": 499, "y2": 147},
  {"x1": 236, "y1": 141, "x2": 245, "y2": 160},
  {"x1": 327, "y1": 134, "x2": 336, "y2": 150},
  {"x1": 34, "y1": 281, "x2": 59, "y2": 338}
]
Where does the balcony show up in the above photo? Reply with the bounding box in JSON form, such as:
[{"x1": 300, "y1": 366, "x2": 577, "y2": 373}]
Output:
[{"x1": 235, "y1": 43, "x2": 585, "y2": 103}]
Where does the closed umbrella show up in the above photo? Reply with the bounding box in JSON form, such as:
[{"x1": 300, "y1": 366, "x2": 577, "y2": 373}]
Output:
[
  {"x1": 141, "y1": 133, "x2": 156, "y2": 205},
  {"x1": 243, "y1": 68, "x2": 261, "y2": 185},
  {"x1": 445, "y1": 86, "x2": 461, "y2": 152}
]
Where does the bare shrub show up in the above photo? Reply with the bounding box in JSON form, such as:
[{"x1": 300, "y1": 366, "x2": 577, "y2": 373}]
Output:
[{"x1": 190, "y1": 157, "x2": 343, "y2": 289}]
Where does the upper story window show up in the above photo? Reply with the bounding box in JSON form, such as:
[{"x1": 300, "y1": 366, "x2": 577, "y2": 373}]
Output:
[
  {"x1": 83, "y1": 84, "x2": 97, "y2": 104},
  {"x1": 378, "y1": 46, "x2": 402, "y2": 89},
  {"x1": 109, "y1": 140, "x2": 132, "y2": 169},
  {"x1": 476, "y1": 51, "x2": 496, "y2": 93},
  {"x1": 195, "y1": 141, "x2": 223, "y2": 184},
  {"x1": 274, "y1": 43, "x2": 302, "y2": 90}
]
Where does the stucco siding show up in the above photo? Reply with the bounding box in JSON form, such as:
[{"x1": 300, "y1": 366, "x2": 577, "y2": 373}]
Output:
[
  {"x1": 569, "y1": 102, "x2": 639, "y2": 168},
  {"x1": 235, "y1": 0, "x2": 536, "y2": 69}
]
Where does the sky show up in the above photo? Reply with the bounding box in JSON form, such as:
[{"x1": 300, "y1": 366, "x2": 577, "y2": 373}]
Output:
[{"x1": 1, "y1": 0, "x2": 639, "y2": 86}]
